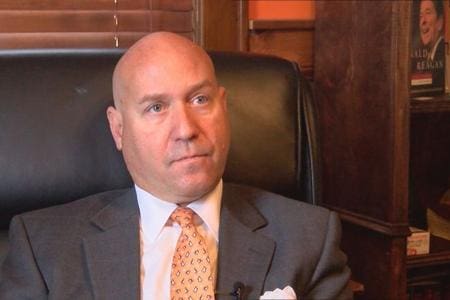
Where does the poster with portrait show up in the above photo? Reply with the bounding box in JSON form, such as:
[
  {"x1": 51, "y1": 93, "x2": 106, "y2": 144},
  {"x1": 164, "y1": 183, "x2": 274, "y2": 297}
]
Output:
[
  {"x1": 411, "y1": 0, "x2": 446, "y2": 97},
  {"x1": 445, "y1": 0, "x2": 450, "y2": 93}
]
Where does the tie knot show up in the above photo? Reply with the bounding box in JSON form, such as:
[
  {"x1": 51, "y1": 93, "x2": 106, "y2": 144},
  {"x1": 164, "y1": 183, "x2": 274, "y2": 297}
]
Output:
[{"x1": 170, "y1": 207, "x2": 195, "y2": 227}]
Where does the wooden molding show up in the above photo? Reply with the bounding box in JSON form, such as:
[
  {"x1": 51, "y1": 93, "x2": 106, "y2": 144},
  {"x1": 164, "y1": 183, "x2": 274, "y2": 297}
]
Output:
[
  {"x1": 408, "y1": 251, "x2": 450, "y2": 269},
  {"x1": 410, "y1": 96, "x2": 450, "y2": 113},
  {"x1": 327, "y1": 205, "x2": 411, "y2": 237},
  {"x1": 249, "y1": 19, "x2": 315, "y2": 31}
]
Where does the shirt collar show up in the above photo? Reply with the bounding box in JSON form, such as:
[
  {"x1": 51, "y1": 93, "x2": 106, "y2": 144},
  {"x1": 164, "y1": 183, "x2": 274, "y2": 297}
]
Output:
[
  {"x1": 430, "y1": 35, "x2": 443, "y2": 60},
  {"x1": 135, "y1": 180, "x2": 222, "y2": 243},
  {"x1": 187, "y1": 180, "x2": 222, "y2": 242}
]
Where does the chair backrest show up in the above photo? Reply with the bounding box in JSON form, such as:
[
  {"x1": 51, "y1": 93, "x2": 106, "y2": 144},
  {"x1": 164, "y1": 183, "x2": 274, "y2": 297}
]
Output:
[{"x1": 0, "y1": 49, "x2": 319, "y2": 260}]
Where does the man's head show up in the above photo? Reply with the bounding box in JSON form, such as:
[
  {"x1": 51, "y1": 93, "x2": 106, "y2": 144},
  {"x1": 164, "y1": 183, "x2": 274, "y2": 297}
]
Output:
[
  {"x1": 419, "y1": 0, "x2": 444, "y2": 47},
  {"x1": 107, "y1": 32, "x2": 230, "y2": 204}
]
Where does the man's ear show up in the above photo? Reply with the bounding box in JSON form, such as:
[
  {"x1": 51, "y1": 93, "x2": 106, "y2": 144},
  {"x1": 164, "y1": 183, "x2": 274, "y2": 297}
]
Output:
[{"x1": 106, "y1": 106, "x2": 123, "y2": 150}]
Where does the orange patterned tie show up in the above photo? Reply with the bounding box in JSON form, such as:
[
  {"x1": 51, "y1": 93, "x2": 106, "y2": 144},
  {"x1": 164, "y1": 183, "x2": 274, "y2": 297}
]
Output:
[{"x1": 170, "y1": 207, "x2": 215, "y2": 300}]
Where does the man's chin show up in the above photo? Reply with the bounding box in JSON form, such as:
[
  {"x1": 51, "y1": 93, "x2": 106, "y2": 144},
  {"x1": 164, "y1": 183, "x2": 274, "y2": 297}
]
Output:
[
  {"x1": 170, "y1": 176, "x2": 219, "y2": 203},
  {"x1": 421, "y1": 35, "x2": 431, "y2": 46}
]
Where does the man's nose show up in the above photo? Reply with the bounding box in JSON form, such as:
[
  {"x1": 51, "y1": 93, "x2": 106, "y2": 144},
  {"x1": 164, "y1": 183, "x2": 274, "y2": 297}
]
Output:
[
  {"x1": 172, "y1": 104, "x2": 199, "y2": 141},
  {"x1": 420, "y1": 16, "x2": 426, "y2": 26}
]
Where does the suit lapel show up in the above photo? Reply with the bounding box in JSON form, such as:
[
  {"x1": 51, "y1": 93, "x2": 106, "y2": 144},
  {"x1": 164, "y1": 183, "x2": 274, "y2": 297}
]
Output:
[
  {"x1": 216, "y1": 184, "x2": 275, "y2": 300},
  {"x1": 83, "y1": 189, "x2": 141, "y2": 299}
]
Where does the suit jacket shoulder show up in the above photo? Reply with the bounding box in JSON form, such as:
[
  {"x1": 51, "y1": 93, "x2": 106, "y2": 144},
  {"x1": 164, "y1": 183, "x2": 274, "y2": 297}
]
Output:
[
  {"x1": 21, "y1": 188, "x2": 131, "y2": 219},
  {"x1": 222, "y1": 183, "x2": 332, "y2": 239},
  {"x1": 0, "y1": 188, "x2": 141, "y2": 299},
  {"x1": 219, "y1": 183, "x2": 352, "y2": 299}
]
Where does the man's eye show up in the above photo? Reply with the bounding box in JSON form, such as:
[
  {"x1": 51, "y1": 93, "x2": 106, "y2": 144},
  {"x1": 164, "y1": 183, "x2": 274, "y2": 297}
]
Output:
[
  {"x1": 193, "y1": 95, "x2": 208, "y2": 105},
  {"x1": 147, "y1": 103, "x2": 164, "y2": 113}
]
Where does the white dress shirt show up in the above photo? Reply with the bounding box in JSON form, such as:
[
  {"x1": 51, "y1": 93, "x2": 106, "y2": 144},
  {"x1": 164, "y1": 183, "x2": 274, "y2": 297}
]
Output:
[
  {"x1": 136, "y1": 180, "x2": 222, "y2": 300},
  {"x1": 429, "y1": 35, "x2": 443, "y2": 61}
]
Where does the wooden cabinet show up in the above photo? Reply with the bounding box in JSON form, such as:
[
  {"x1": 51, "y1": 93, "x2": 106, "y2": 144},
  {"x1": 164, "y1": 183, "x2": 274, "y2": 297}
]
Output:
[{"x1": 314, "y1": 1, "x2": 450, "y2": 299}]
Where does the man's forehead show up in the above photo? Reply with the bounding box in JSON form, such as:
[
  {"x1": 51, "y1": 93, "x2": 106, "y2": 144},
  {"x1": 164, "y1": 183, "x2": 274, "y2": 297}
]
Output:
[
  {"x1": 113, "y1": 33, "x2": 217, "y2": 106},
  {"x1": 121, "y1": 35, "x2": 210, "y2": 69},
  {"x1": 128, "y1": 47, "x2": 216, "y2": 84},
  {"x1": 118, "y1": 54, "x2": 218, "y2": 104},
  {"x1": 126, "y1": 42, "x2": 211, "y2": 73},
  {"x1": 420, "y1": 0, "x2": 434, "y2": 10}
]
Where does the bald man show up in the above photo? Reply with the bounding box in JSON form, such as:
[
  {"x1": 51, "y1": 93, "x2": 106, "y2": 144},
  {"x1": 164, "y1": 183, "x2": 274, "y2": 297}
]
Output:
[{"x1": 0, "y1": 33, "x2": 352, "y2": 299}]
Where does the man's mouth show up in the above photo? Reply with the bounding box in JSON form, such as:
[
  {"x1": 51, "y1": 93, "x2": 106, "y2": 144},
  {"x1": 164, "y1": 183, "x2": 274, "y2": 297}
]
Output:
[
  {"x1": 171, "y1": 154, "x2": 208, "y2": 164},
  {"x1": 421, "y1": 27, "x2": 430, "y2": 34}
]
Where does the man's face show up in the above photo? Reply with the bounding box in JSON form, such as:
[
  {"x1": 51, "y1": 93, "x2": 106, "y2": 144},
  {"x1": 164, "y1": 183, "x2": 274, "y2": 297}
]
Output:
[
  {"x1": 108, "y1": 49, "x2": 230, "y2": 204},
  {"x1": 420, "y1": 0, "x2": 443, "y2": 47}
]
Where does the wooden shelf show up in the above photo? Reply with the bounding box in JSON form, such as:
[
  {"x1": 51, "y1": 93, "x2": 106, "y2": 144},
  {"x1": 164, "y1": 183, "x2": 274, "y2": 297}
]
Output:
[
  {"x1": 410, "y1": 95, "x2": 450, "y2": 113},
  {"x1": 407, "y1": 236, "x2": 450, "y2": 269}
]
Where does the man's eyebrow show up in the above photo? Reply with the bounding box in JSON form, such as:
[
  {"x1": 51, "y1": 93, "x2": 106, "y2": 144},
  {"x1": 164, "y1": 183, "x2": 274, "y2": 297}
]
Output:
[
  {"x1": 187, "y1": 79, "x2": 216, "y2": 95},
  {"x1": 137, "y1": 93, "x2": 168, "y2": 105},
  {"x1": 136, "y1": 79, "x2": 217, "y2": 105}
]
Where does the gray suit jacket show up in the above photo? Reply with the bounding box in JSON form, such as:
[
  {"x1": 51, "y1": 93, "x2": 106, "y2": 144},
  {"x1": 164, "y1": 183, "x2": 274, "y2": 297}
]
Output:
[{"x1": 0, "y1": 183, "x2": 352, "y2": 299}]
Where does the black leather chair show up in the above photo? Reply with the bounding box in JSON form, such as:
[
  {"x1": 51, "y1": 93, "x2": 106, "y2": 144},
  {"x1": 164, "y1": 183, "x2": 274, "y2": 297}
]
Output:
[{"x1": 0, "y1": 49, "x2": 319, "y2": 264}]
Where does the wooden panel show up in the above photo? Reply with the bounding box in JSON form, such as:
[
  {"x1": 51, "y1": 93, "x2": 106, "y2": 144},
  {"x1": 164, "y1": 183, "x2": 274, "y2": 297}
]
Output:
[
  {"x1": 314, "y1": 2, "x2": 412, "y2": 299},
  {"x1": 152, "y1": 0, "x2": 192, "y2": 10},
  {"x1": 0, "y1": 0, "x2": 247, "y2": 50},
  {"x1": 0, "y1": 0, "x2": 244, "y2": 51},
  {"x1": 0, "y1": 11, "x2": 192, "y2": 33},
  {"x1": 0, "y1": 11, "x2": 116, "y2": 32},
  {"x1": 143, "y1": 11, "x2": 192, "y2": 32},
  {"x1": 341, "y1": 221, "x2": 407, "y2": 300},
  {"x1": 249, "y1": 27, "x2": 314, "y2": 78},
  {"x1": 0, "y1": 32, "x2": 193, "y2": 48},
  {"x1": 0, "y1": 0, "x2": 118, "y2": 9},
  {"x1": 200, "y1": 0, "x2": 247, "y2": 51},
  {"x1": 0, "y1": 0, "x2": 192, "y2": 10},
  {"x1": 0, "y1": 0, "x2": 195, "y2": 49},
  {"x1": 314, "y1": 1, "x2": 410, "y2": 223}
]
